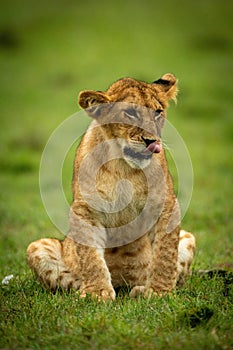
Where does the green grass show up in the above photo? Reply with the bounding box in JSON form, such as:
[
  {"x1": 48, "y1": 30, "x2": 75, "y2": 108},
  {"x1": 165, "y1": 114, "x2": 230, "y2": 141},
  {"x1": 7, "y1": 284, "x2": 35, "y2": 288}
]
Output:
[
  {"x1": 0, "y1": 0, "x2": 233, "y2": 349},
  {"x1": 1, "y1": 276, "x2": 233, "y2": 350}
]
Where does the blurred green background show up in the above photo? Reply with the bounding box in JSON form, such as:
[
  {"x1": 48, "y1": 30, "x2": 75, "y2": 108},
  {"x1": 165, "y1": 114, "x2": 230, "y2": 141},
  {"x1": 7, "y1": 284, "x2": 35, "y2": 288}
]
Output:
[{"x1": 0, "y1": 0, "x2": 232, "y2": 273}]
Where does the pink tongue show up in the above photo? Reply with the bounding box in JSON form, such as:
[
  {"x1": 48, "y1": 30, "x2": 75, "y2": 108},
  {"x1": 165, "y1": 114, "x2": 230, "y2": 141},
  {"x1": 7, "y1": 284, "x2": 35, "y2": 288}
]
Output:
[{"x1": 147, "y1": 142, "x2": 161, "y2": 154}]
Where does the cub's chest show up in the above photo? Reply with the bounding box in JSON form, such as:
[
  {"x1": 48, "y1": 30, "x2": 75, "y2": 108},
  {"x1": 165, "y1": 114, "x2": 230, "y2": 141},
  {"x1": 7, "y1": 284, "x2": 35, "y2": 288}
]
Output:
[
  {"x1": 96, "y1": 161, "x2": 149, "y2": 211},
  {"x1": 94, "y1": 158, "x2": 165, "y2": 224}
]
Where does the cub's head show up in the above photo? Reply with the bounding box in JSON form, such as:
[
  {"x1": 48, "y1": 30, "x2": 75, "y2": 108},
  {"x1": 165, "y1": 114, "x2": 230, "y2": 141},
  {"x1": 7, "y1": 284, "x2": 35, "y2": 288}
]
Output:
[{"x1": 78, "y1": 73, "x2": 178, "y2": 168}]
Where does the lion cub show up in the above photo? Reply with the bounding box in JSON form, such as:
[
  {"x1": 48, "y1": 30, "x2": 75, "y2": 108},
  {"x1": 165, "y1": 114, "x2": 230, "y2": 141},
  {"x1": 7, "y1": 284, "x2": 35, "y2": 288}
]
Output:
[{"x1": 27, "y1": 74, "x2": 195, "y2": 300}]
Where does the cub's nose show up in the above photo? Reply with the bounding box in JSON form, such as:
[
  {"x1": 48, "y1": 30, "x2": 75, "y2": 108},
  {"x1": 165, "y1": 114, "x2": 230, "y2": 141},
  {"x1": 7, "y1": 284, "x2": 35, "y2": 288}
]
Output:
[{"x1": 142, "y1": 137, "x2": 157, "y2": 147}]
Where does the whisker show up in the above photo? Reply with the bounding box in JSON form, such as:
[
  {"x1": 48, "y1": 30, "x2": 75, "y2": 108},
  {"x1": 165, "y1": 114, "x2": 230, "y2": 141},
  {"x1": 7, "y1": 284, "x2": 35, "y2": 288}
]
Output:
[{"x1": 162, "y1": 141, "x2": 172, "y2": 151}]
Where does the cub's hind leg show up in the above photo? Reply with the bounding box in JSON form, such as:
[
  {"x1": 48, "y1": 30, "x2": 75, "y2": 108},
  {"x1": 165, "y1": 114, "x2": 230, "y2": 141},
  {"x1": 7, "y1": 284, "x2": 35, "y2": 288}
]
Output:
[
  {"x1": 176, "y1": 230, "x2": 196, "y2": 286},
  {"x1": 27, "y1": 238, "x2": 81, "y2": 291}
]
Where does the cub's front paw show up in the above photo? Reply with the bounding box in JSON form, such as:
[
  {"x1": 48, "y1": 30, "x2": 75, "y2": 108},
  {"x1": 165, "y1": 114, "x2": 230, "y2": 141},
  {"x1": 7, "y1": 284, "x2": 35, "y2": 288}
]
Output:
[
  {"x1": 130, "y1": 286, "x2": 170, "y2": 298},
  {"x1": 129, "y1": 286, "x2": 146, "y2": 298},
  {"x1": 79, "y1": 286, "x2": 116, "y2": 301}
]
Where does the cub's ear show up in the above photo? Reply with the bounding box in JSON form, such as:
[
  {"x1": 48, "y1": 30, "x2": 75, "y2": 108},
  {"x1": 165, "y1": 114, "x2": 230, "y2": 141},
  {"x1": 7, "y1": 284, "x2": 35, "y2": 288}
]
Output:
[
  {"x1": 78, "y1": 90, "x2": 110, "y2": 109},
  {"x1": 152, "y1": 73, "x2": 178, "y2": 101}
]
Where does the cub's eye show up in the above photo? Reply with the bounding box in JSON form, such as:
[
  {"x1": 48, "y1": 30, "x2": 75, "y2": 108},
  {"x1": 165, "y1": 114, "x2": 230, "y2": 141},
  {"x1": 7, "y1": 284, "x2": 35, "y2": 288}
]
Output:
[
  {"x1": 155, "y1": 109, "x2": 163, "y2": 118},
  {"x1": 124, "y1": 108, "x2": 139, "y2": 119}
]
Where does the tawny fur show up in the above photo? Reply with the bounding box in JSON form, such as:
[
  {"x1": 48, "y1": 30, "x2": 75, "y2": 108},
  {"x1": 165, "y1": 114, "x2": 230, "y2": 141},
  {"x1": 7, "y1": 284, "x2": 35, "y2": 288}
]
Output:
[{"x1": 27, "y1": 74, "x2": 195, "y2": 300}]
